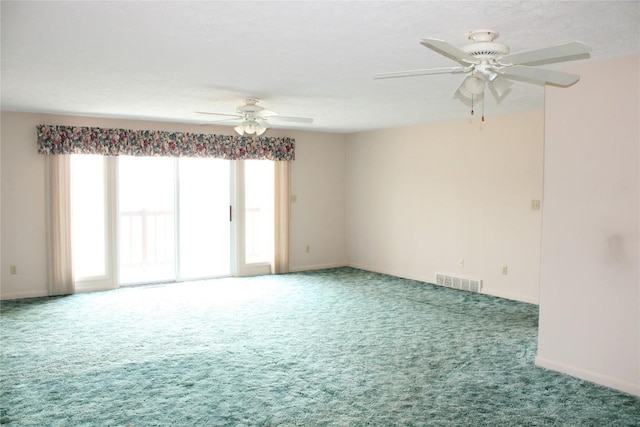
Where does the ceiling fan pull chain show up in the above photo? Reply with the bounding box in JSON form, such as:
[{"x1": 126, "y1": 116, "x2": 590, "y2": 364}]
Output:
[
  {"x1": 471, "y1": 94, "x2": 475, "y2": 116},
  {"x1": 482, "y1": 95, "x2": 485, "y2": 122}
]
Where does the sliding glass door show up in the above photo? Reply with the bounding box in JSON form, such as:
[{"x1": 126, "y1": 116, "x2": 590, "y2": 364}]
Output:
[
  {"x1": 177, "y1": 158, "x2": 230, "y2": 280},
  {"x1": 119, "y1": 156, "x2": 177, "y2": 284},
  {"x1": 71, "y1": 154, "x2": 276, "y2": 287},
  {"x1": 118, "y1": 156, "x2": 231, "y2": 285}
]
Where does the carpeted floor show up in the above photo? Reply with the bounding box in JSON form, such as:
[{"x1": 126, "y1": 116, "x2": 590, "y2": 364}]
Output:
[{"x1": 1, "y1": 267, "x2": 639, "y2": 426}]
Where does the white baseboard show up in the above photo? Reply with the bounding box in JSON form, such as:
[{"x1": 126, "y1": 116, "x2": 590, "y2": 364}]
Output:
[
  {"x1": 347, "y1": 263, "x2": 540, "y2": 305},
  {"x1": 0, "y1": 289, "x2": 49, "y2": 301},
  {"x1": 535, "y1": 355, "x2": 640, "y2": 397},
  {"x1": 289, "y1": 262, "x2": 347, "y2": 273},
  {"x1": 346, "y1": 263, "x2": 422, "y2": 282},
  {"x1": 482, "y1": 288, "x2": 540, "y2": 305}
]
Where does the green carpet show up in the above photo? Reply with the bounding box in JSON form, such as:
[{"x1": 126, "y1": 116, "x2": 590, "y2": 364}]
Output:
[{"x1": 1, "y1": 267, "x2": 638, "y2": 426}]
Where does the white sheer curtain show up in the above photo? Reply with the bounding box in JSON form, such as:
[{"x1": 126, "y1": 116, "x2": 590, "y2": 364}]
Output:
[
  {"x1": 273, "y1": 160, "x2": 290, "y2": 274},
  {"x1": 45, "y1": 154, "x2": 75, "y2": 295}
]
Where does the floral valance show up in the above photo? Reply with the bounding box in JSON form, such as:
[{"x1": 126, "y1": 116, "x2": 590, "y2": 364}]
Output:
[{"x1": 37, "y1": 125, "x2": 295, "y2": 161}]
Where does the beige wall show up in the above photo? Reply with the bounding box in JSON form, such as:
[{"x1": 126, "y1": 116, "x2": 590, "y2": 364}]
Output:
[
  {"x1": 345, "y1": 111, "x2": 545, "y2": 304},
  {"x1": 537, "y1": 54, "x2": 640, "y2": 396},
  {"x1": 0, "y1": 113, "x2": 347, "y2": 299},
  {"x1": 1, "y1": 113, "x2": 48, "y2": 299},
  {"x1": 287, "y1": 130, "x2": 347, "y2": 271}
]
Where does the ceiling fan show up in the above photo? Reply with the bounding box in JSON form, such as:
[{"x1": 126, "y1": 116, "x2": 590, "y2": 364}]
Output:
[
  {"x1": 376, "y1": 29, "x2": 591, "y2": 105},
  {"x1": 196, "y1": 98, "x2": 313, "y2": 136}
]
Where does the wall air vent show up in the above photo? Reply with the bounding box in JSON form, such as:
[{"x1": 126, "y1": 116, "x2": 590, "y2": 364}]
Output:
[{"x1": 435, "y1": 273, "x2": 482, "y2": 293}]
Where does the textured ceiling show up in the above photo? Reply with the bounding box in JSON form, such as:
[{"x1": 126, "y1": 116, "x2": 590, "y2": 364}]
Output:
[{"x1": 1, "y1": 1, "x2": 639, "y2": 133}]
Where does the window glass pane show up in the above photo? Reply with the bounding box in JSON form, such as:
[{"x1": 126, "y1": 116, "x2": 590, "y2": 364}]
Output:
[
  {"x1": 118, "y1": 156, "x2": 176, "y2": 284},
  {"x1": 244, "y1": 160, "x2": 274, "y2": 264},
  {"x1": 71, "y1": 155, "x2": 106, "y2": 278},
  {"x1": 178, "y1": 158, "x2": 230, "y2": 279}
]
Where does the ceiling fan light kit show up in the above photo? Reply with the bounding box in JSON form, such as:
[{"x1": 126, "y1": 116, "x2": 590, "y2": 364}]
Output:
[
  {"x1": 463, "y1": 75, "x2": 486, "y2": 96},
  {"x1": 376, "y1": 29, "x2": 592, "y2": 120},
  {"x1": 234, "y1": 120, "x2": 267, "y2": 136}
]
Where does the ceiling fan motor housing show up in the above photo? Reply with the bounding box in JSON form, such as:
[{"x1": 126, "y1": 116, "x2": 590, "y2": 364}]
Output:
[
  {"x1": 462, "y1": 29, "x2": 510, "y2": 60},
  {"x1": 236, "y1": 98, "x2": 264, "y2": 115}
]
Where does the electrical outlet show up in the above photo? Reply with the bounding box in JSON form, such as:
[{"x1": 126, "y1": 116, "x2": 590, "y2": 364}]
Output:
[
  {"x1": 10, "y1": 265, "x2": 17, "y2": 275},
  {"x1": 531, "y1": 200, "x2": 541, "y2": 210},
  {"x1": 502, "y1": 266, "x2": 508, "y2": 275},
  {"x1": 458, "y1": 258, "x2": 464, "y2": 267}
]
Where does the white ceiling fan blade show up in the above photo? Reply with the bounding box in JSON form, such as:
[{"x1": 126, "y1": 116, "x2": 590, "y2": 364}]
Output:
[
  {"x1": 488, "y1": 76, "x2": 513, "y2": 102},
  {"x1": 420, "y1": 38, "x2": 479, "y2": 65},
  {"x1": 268, "y1": 116, "x2": 313, "y2": 124},
  {"x1": 195, "y1": 111, "x2": 241, "y2": 118},
  {"x1": 214, "y1": 117, "x2": 243, "y2": 123},
  {"x1": 502, "y1": 65, "x2": 581, "y2": 87},
  {"x1": 199, "y1": 116, "x2": 243, "y2": 125},
  {"x1": 256, "y1": 109, "x2": 278, "y2": 118},
  {"x1": 195, "y1": 111, "x2": 242, "y2": 119},
  {"x1": 501, "y1": 41, "x2": 591, "y2": 66},
  {"x1": 375, "y1": 66, "x2": 470, "y2": 80}
]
